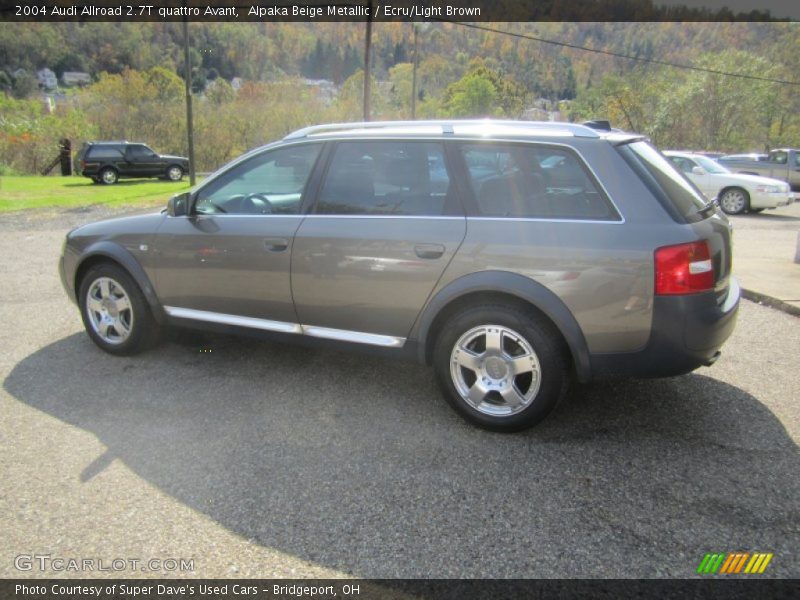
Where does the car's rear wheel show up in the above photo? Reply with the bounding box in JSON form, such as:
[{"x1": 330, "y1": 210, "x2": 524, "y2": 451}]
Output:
[
  {"x1": 78, "y1": 264, "x2": 159, "y2": 355},
  {"x1": 719, "y1": 187, "x2": 749, "y2": 214},
  {"x1": 433, "y1": 303, "x2": 570, "y2": 432},
  {"x1": 166, "y1": 165, "x2": 184, "y2": 181},
  {"x1": 99, "y1": 167, "x2": 118, "y2": 185}
]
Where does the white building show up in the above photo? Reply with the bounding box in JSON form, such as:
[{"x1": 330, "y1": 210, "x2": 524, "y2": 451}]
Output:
[
  {"x1": 61, "y1": 71, "x2": 91, "y2": 87},
  {"x1": 36, "y1": 68, "x2": 58, "y2": 90}
]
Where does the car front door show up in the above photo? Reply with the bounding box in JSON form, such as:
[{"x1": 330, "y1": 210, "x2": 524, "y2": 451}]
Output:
[
  {"x1": 152, "y1": 143, "x2": 324, "y2": 329},
  {"x1": 124, "y1": 144, "x2": 161, "y2": 177},
  {"x1": 291, "y1": 140, "x2": 467, "y2": 346}
]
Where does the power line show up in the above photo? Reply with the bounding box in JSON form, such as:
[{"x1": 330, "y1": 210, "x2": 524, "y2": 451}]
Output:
[{"x1": 445, "y1": 21, "x2": 800, "y2": 87}]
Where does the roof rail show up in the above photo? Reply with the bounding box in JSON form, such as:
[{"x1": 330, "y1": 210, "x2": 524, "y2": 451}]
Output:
[{"x1": 283, "y1": 119, "x2": 600, "y2": 140}]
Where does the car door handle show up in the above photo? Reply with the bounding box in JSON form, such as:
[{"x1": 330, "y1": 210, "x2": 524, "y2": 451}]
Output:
[
  {"x1": 415, "y1": 243, "x2": 445, "y2": 259},
  {"x1": 264, "y1": 237, "x2": 289, "y2": 252}
]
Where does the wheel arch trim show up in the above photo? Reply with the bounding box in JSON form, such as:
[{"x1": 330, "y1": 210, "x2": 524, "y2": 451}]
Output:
[
  {"x1": 75, "y1": 241, "x2": 166, "y2": 324},
  {"x1": 413, "y1": 270, "x2": 592, "y2": 382}
]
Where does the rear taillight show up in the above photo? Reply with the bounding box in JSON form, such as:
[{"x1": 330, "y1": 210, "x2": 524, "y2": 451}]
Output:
[{"x1": 655, "y1": 241, "x2": 714, "y2": 295}]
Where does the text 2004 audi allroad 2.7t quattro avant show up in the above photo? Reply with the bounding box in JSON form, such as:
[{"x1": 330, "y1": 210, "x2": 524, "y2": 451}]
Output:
[{"x1": 60, "y1": 120, "x2": 739, "y2": 431}]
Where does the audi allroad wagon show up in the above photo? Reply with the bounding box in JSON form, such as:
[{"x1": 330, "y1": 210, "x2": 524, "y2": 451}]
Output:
[{"x1": 60, "y1": 120, "x2": 739, "y2": 431}]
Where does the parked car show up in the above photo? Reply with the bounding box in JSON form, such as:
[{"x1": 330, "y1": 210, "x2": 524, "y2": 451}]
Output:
[
  {"x1": 60, "y1": 120, "x2": 739, "y2": 431},
  {"x1": 717, "y1": 148, "x2": 800, "y2": 191},
  {"x1": 719, "y1": 153, "x2": 768, "y2": 162},
  {"x1": 663, "y1": 151, "x2": 792, "y2": 215},
  {"x1": 76, "y1": 141, "x2": 189, "y2": 185}
]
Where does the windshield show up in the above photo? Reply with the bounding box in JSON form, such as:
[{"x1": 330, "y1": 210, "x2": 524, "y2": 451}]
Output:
[{"x1": 694, "y1": 155, "x2": 729, "y2": 174}]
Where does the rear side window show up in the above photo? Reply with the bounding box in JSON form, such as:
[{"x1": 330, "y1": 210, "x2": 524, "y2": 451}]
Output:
[
  {"x1": 87, "y1": 146, "x2": 123, "y2": 160},
  {"x1": 619, "y1": 141, "x2": 706, "y2": 224},
  {"x1": 459, "y1": 143, "x2": 618, "y2": 220},
  {"x1": 315, "y1": 141, "x2": 453, "y2": 216}
]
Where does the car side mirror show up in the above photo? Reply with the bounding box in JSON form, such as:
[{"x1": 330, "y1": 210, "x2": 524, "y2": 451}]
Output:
[
  {"x1": 692, "y1": 166, "x2": 706, "y2": 175},
  {"x1": 167, "y1": 192, "x2": 190, "y2": 217}
]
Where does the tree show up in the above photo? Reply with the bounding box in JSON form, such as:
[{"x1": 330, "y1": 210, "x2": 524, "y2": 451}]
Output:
[{"x1": 444, "y1": 73, "x2": 498, "y2": 117}]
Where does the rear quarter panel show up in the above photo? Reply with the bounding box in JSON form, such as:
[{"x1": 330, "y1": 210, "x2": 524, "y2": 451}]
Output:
[{"x1": 422, "y1": 138, "x2": 703, "y2": 354}]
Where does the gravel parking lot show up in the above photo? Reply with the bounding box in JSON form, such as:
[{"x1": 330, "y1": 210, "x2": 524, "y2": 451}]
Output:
[{"x1": 1, "y1": 206, "x2": 798, "y2": 579}]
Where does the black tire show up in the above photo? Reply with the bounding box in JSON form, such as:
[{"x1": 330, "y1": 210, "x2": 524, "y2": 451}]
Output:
[
  {"x1": 78, "y1": 263, "x2": 160, "y2": 356},
  {"x1": 166, "y1": 165, "x2": 184, "y2": 182},
  {"x1": 99, "y1": 167, "x2": 118, "y2": 185},
  {"x1": 718, "y1": 187, "x2": 749, "y2": 215},
  {"x1": 750, "y1": 208, "x2": 765, "y2": 213},
  {"x1": 433, "y1": 303, "x2": 570, "y2": 432}
]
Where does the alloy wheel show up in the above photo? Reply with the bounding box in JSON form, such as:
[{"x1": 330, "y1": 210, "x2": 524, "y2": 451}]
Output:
[
  {"x1": 450, "y1": 324, "x2": 542, "y2": 417},
  {"x1": 85, "y1": 277, "x2": 134, "y2": 345}
]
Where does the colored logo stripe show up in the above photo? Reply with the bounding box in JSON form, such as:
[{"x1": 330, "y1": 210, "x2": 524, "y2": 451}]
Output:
[{"x1": 698, "y1": 552, "x2": 773, "y2": 574}]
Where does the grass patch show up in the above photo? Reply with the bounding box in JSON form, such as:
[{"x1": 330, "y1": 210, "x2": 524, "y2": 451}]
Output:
[{"x1": 0, "y1": 175, "x2": 192, "y2": 213}]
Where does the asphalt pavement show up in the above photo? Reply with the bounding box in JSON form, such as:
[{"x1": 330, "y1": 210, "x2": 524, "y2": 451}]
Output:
[
  {"x1": 728, "y1": 201, "x2": 800, "y2": 312},
  {"x1": 0, "y1": 206, "x2": 798, "y2": 579}
]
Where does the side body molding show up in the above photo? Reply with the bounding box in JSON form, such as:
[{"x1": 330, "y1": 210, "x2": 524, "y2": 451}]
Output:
[
  {"x1": 76, "y1": 241, "x2": 166, "y2": 324},
  {"x1": 412, "y1": 270, "x2": 592, "y2": 382}
]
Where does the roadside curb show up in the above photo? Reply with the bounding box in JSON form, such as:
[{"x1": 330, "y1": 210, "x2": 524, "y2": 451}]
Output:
[{"x1": 741, "y1": 288, "x2": 800, "y2": 318}]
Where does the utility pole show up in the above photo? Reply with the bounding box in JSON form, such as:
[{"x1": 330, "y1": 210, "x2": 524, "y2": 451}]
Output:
[
  {"x1": 411, "y1": 23, "x2": 419, "y2": 119},
  {"x1": 363, "y1": 3, "x2": 373, "y2": 121},
  {"x1": 182, "y1": 16, "x2": 196, "y2": 185}
]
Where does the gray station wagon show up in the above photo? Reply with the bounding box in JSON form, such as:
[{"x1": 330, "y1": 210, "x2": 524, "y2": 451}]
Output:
[{"x1": 59, "y1": 120, "x2": 739, "y2": 431}]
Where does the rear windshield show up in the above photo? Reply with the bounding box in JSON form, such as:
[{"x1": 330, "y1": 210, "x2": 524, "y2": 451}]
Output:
[{"x1": 618, "y1": 141, "x2": 707, "y2": 223}]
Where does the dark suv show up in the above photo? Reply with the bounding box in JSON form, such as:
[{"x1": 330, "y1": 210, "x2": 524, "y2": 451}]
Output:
[
  {"x1": 60, "y1": 120, "x2": 739, "y2": 431},
  {"x1": 76, "y1": 141, "x2": 189, "y2": 185}
]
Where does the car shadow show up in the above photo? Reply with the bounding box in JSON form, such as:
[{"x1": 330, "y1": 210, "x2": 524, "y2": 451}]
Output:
[
  {"x1": 62, "y1": 179, "x2": 180, "y2": 188},
  {"x1": 736, "y1": 211, "x2": 800, "y2": 222},
  {"x1": 4, "y1": 332, "x2": 799, "y2": 577}
]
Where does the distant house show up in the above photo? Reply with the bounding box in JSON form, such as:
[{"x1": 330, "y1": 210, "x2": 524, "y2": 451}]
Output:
[
  {"x1": 61, "y1": 71, "x2": 91, "y2": 87},
  {"x1": 522, "y1": 98, "x2": 567, "y2": 122},
  {"x1": 302, "y1": 78, "x2": 337, "y2": 105},
  {"x1": 36, "y1": 68, "x2": 58, "y2": 90},
  {"x1": 12, "y1": 68, "x2": 28, "y2": 79},
  {"x1": 230, "y1": 77, "x2": 243, "y2": 90}
]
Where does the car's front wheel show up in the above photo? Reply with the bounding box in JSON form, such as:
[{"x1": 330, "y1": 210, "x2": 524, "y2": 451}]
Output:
[
  {"x1": 78, "y1": 264, "x2": 159, "y2": 355},
  {"x1": 166, "y1": 165, "x2": 184, "y2": 181},
  {"x1": 719, "y1": 187, "x2": 749, "y2": 215},
  {"x1": 433, "y1": 303, "x2": 570, "y2": 432}
]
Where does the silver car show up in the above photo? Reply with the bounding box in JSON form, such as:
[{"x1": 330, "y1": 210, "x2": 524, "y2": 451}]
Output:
[{"x1": 59, "y1": 120, "x2": 739, "y2": 431}]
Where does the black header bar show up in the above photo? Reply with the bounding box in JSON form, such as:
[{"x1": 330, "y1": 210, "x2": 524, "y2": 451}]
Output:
[{"x1": 0, "y1": 0, "x2": 796, "y2": 22}]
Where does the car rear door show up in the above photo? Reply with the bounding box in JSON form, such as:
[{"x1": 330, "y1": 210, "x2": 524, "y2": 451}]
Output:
[
  {"x1": 290, "y1": 140, "x2": 467, "y2": 345},
  {"x1": 152, "y1": 143, "x2": 324, "y2": 328}
]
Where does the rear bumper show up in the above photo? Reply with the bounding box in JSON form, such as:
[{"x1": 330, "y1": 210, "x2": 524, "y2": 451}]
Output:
[{"x1": 590, "y1": 278, "x2": 740, "y2": 378}]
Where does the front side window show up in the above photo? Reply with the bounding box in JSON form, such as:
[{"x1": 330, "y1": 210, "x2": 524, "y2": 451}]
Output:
[
  {"x1": 460, "y1": 143, "x2": 617, "y2": 220},
  {"x1": 127, "y1": 145, "x2": 155, "y2": 159},
  {"x1": 315, "y1": 141, "x2": 453, "y2": 216},
  {"x1": 693, "y1": 155, "x2": 728, "y2": 174},
  {"x1": 194, "y1": 144, "x2": 322, "y2": 215}
]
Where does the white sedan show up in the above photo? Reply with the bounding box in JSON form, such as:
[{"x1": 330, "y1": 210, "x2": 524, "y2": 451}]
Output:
[{"x1": 663, "y1": 151, "x2": 793, "y2": 215}]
